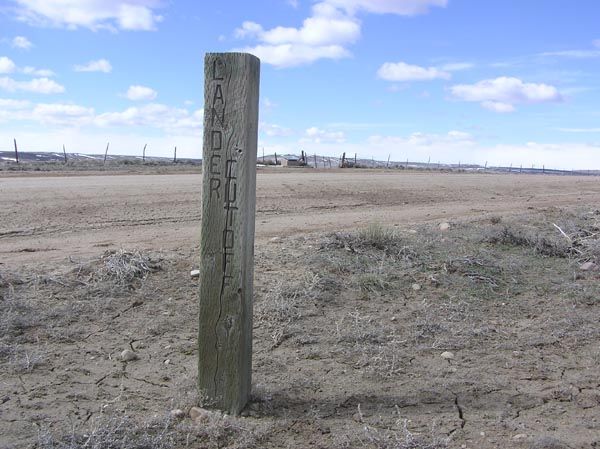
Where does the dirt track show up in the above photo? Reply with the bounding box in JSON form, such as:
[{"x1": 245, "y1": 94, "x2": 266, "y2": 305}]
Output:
[{"x1": 1, "y1": 169, "x2": 599, "y2": 265}]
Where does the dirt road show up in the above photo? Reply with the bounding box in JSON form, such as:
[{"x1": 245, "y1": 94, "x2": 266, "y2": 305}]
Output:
[{"x1": 2, "y1": 169, "x2": 599, "y2": 265}]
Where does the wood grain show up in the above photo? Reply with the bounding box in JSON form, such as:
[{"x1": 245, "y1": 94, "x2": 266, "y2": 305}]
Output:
[{"x1": 198, "y1": 52, "x2": 260, "y2": 414}]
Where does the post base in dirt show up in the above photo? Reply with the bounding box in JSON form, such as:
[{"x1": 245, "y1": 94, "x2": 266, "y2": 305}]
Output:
[{"x1": 198, "y1": 52, "x2": 260, "y2": 415}]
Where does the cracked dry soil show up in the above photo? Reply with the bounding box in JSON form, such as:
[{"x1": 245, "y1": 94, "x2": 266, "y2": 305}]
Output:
[{"x1": 1, "y1": 170, "x2": 600, "y2": 448}]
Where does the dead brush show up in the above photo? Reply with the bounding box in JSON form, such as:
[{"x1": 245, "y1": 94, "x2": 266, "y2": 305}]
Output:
[
  {"x1": 488, "y1": 225, "x2": 574, "y2": 258},
  {"x1": 359, "y1": 417, "x2": 449, "y2": 449},
  {"x1": 36, "y1": 411, "x2": 269, "y2": 449},
  {"x1": 255, "y1": 272, "x2": 324, "y2": 348},
  {"x1": 326, "y1": 224, "x2": 417, "y2": 261},
  {"x1": 95, "y1": 249, "x2": 161, "y2": 288}
]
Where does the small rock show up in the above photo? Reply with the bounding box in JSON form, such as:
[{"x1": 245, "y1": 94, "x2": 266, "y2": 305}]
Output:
[
  {"x1": 411, "y1": 283, "x2": 421, "y2": 291},
  {"x1": 120, "y1": 349, "x2": 138, "y2": 362},
  {"x1": 441, "y1": 351, "x2": 454, "y2": 360},
  {"x1": 513, "y1": 433, "x2": 527, "y2": 440},
  {"x1": 439, "y1": 222, "x2": 451, "y2": 231},
  {"x1": 164, "y1": 359, "x2": 171, "y2": 365},
  {"x1": 170, "y1": 409, "x2": 185, "y2": 420},
  {"x1": 390, "y1": 316, "x2": 397, "y2": 322},
  {"x1": 189, "y1": 406, "x2": 210, "y2": 423},
  {"x1": 190, "y1": 269, "x2": 200, "y2": 278},
  {"x1": 269, "y1": 236, "x2": 281, "y2": 243},
  {"x1": 579, "y1": 261, "x2": 598, "y2": 271}
]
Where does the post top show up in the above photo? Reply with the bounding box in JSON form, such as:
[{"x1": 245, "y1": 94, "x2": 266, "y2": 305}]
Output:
[{"x1": 205, "y1": 52, "x2": 260, "y2": 62}]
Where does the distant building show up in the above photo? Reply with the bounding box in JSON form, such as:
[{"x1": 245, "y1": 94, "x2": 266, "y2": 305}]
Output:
[{"x1": 281, "y1": 156, "x2": 302, "y2": 167}]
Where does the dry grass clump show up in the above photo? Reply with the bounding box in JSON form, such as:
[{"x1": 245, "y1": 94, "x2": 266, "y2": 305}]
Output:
[
  {"x1": 327, "y1": 224, "x2": 417, "y2": 261},
  {"x1": 357, "y1": 223, "x2": 402, "y2": 250},
  {"x1": 255, "y1": 272, "x2": 330, "y2": 348},
  {"x1": 488, "y1": 226, "x2": 573, "y2": 258},
  {"x1": 487, "y1": 211, "x2": 600, "y2": 263},
  {"x1": 358, "y1": 418, "x2": 449, "y2": 449},
  {"x1": 36, "y1": 411, "x2": 269, "y2": 449},
  {"x1": 96, "y1": 249, "x2": 161, "y2": 287}
]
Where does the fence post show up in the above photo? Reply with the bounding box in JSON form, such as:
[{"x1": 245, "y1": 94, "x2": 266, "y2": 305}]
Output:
[
  {"x1": 199, "y1": 52, "x2": 260, "y2": 415},
  {"x1": 173, "y1": 146, "x2": 177, "y2": 163},
  {"x1": 63, "y1": 144, "x2": 68, "y2": 164},
  {"x1": 103, "y1": 142, "x2": 110, "y2": 164},
  {"x1": 13, "y1": 138, "x2": 19, "y2": 164},
  {"x1": 142, "y1": 144, "x2": 147, "y2": 162}
]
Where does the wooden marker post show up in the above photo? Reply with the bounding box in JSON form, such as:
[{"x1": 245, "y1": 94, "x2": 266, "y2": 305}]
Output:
[
  {"x1": 173, "y1": 146, "x2": 177, "y2": 163},
  {"x1": 63, "y1": 144, "x2": 68, "y2": 164},
  {"x1": 199, "y1": 52, "x2": 260, "y2": 415},
  {"x1": 142, "y1": 143, "x2": 147, "y2": 162}
]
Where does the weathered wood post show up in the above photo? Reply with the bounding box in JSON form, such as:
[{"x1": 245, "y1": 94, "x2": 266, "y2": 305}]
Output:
[
  {"x1": 63, "y1": 144, "x2": 68, "y2": 164},
  {"x1": 103, "y1": 142, "x2": 110, "y2": 164},
  {"x1": 142, "y1": 143, "x2": 147, "y2": 162},
  {"x1": 13, "y1": 138, "x2": 19, "y2": 164},
  {"x1": 173, "y1": 146, "x2": 177, "y2": 164},
  {"x1": 199, "y1": 52, "x2": 260, "y2": 415}
]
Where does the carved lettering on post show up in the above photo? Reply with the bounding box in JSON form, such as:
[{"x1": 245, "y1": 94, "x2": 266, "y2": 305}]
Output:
[{"x1": 199, "y1": 53, "x2": 260, "y2": 414}]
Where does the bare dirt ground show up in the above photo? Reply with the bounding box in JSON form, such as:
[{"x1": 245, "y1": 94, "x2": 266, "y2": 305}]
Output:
[
  {"x1": 2, "y1": 169, "x2": 599, "y2": 265},
  {"x1": 1, "y1": 168, "x2": 600, "y2": 449}
]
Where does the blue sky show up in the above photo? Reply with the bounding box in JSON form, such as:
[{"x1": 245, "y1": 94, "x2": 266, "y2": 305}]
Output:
[{"x1": 1, "y1": 0, "x2": 600, "y2": 169}]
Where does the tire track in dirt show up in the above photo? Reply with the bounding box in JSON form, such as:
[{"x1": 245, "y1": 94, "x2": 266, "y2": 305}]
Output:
[{"x1": 2, "y1": 170, "x2": 600, "y2": 265}]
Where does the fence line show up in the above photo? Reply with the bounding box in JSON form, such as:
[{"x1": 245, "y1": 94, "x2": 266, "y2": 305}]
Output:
[{"x1": 0, "y1": 146, "x2": 599, "y2": 176}]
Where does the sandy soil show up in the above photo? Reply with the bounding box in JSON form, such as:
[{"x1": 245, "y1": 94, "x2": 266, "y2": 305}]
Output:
[
  {"x1": 1, "y1": 169, "x2": 600, "y2": 449},
  {"x1": 2, "y1": 169, "x2": 599, "y2": 266}
]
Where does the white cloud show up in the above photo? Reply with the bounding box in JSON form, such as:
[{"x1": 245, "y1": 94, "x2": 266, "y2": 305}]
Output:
[
  {"x1": 262, "y1": 97, "x2": 277, "y2": 112},
  {"x1": 95, "y1": 103, "x2": 203, "y2": 135},
  {"x1": 324, "y1": 0, "x2": 447, "y2": 15},
  {"x1": 0, "y1": 98, "x2": 30, "y2": 109},
  {"x1": 22, "y1": 66, "x2": 55, "y2": 77},
  {"x1": 287, "y1": 0, "x2": 299, "y2": 8},
  {"x1": 125, "y1": 85, "x2": 157, "y2": 101},
  {"x1": 74, "y1": 59, "x2": 112, "y2": 73},
  {"x1": 235, "y1": 0, "x2": 444, "y2": 68},
  {"x1": 0, "y1": 76, "x2": 64, "y2": 94},
  {"x1": 540, "y1": 49, "x2": 600, "y2": 59},
  {"x1": 260, "y1": 122, "x2": 293, "y2": 137},
  {"x1": 12, "y1": 36, "x2": 33, "y2": 50},
  {"x1": 243, "y1": 43, "x2": 351, "y2": 68},
  {"x1": 369, "y1": 130, "x2": 475, "y2": 148},
  {"x1": 32, "y1": 103, "x2": 95, "y2": 126},
  {"x1": 440, "y1": 62, "x2": 474, "y2": 71},
  {"x1": 236, "y1": 3, "x2": 359, "y2": 68},
  {"x1": 301, "y1": 126, "x2": 345, "y2": 143},
  {"x1": 377, "y1": 61, "x2": 450, "y2": 81},
  {"x1": 450, "y1": 77, "x2": 562, "y2": 112},
  {"x1": 481, "y1": 101, "x2": 515, "y2": 113},
  {"x1": 1, "y1": 97, "x2": 202, "y2": 135},
  {"x1": 594, "y1": 39, "x2": 600, "y2": 49},
  {"x1": 0, "y1": 57, "x2": 17, "y2": 74},
  {"x1": 13, "y1": 0, "x2": 163, "y2": 31},
  {"x1": 235, "y1": 21, "x2": 264, "y2": 39}
]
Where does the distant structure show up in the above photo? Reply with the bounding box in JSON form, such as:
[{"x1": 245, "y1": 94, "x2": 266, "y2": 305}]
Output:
[{"x1": 280, "y1": 156, "x2": 302, "y2": 167}]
